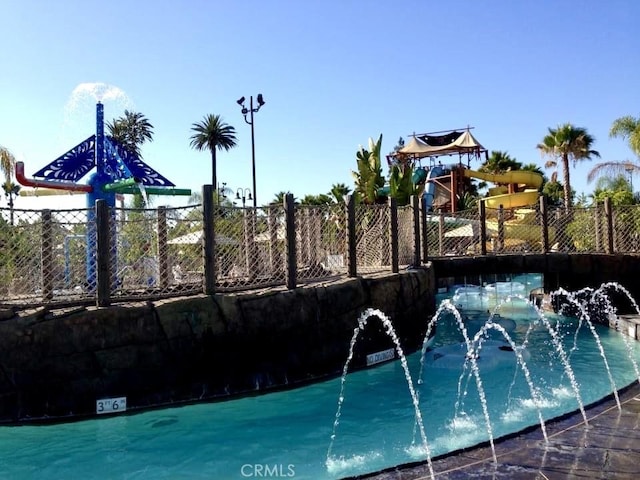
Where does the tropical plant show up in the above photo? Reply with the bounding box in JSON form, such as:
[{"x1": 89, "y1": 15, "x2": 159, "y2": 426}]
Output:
[
  {"x1": 189, "y1": 114, "x2": 237, "y2": 189},
  {"x1": 387, "y1": 163, "x2": 415, "y2": 206},
  {"x1": 0, "y1": 145, "x2": 15, "y2": 180},
  {"x1": 457, "y1": 191, "x2": 477, "y2": 211},
  {"x1": 591, "y1": 175, "x2": 634, "y2": 206},
  {"x1": 479, "y1": 150, "x2": 521, "y2": 174},
  {"x1": 586, "y1": 115, "x2": 640, "y2": 187},
  {"x1": 542, "y1": 177, "x2": 567, "y2": 207},
  {"x1": 352, "y1": 134, "x2": 385, "y2": 204},
  {"x1": 587, "y1": 160, "x2": 638, "y2": 186},
  {"x1": 300, "y1": 194, "x2": 332, "y2": 206},
  {"x1": 107, "y1": 110, "x2": 154, "y2": 158},
  {"x1": 537, "y1": 123, "x2": 600, "y2": 210},
  {"x1": 329, "y1": 183, "x2": 351, "y2": 204},
  {"x1": 270, "y1": 191, "x2": 297, "y2": 205},
  {"x1": 0, "y1": 146, "x2": 19, "y2": 222},
  {"x1": 610, "y1": 115, "x2": 640, "y2": 157}
]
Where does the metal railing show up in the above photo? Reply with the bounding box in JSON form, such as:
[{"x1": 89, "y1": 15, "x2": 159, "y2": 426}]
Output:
[{"x1": 0, "y1": 190, "x2": 636, "y2": 308}]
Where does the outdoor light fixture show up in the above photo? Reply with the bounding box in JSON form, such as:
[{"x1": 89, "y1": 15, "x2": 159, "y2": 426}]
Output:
[
  {"x1": 236, "y1": 187, "x2": 253, "y2": 208},
  {"x1": 237, "y1": 94, "x2": 265, "y2": 209}
]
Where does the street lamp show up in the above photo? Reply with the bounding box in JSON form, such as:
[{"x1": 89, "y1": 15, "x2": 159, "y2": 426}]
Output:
[
  {"x1": 235, "y1": 188, "x2": 253, "y2": 208},
  {"x1": 217, "y1": 181, "x2": 227, "y2": 202},
  {"x1": 237, "y1": 94, "x2": 265, "y2": 209}
]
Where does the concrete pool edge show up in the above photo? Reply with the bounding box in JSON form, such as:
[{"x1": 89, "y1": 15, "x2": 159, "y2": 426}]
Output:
[{"x1": 350, "y1": 361, "x2": 640, "y2": 479}]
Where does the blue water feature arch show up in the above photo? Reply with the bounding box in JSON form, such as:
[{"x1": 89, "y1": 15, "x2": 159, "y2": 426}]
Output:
[{"x1": 16, "y1": 102, "x2": 192, "y2": 290}]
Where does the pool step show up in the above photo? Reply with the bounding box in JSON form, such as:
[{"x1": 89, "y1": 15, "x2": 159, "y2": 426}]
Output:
[{"x1": 613, "y1": 314, "x2": 640, "y2": 340}]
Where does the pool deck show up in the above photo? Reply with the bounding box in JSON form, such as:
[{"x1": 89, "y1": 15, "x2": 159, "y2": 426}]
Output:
[{"x1": 356, "y1": 382, "x2": 640, "y2": 479}]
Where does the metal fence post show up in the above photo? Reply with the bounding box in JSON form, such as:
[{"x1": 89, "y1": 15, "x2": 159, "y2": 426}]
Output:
[
  {"x1": 604, "y1": 197, "x2": 614, "y2": 254},
  {"x1": 411, "y1": 195, "x2": 421, "y2": 266},
  {"x1": 346, "y1": 195, "x2": 357, "y2": 277},
  {"x1": 202, "y1": 185, "x2": 216, "y2": 295},
  {"x1": 539, "y1": 195, "x2": 549, "y2": 253},
  {"x1": 157, "y1": 206, "x2": 170, "y2": 287},
  {"x1": 96, "y1": 200, "x2": 111, "y2": 307},
  {"x1": 479, "y1": 200, "x2": 487, "y2": 255},
  {"x1": 389, "y1": 197, "x2": 399, "y2": 273},
  {"x1": 41, "y1": 209, "x2": 54, "y2": 300},
  {"x1": 285, "y1": 193, "x2": 297, "y2": 289}
]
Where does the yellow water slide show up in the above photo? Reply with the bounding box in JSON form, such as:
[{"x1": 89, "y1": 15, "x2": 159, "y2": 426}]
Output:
[{"x1": 463, "y1": 169, "x2": 543, "y2": 208}]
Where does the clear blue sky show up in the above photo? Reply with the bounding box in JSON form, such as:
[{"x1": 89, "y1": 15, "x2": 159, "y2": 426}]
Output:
[{"x1": 1, "y1": 0, "x2": 639, "y2": 209}]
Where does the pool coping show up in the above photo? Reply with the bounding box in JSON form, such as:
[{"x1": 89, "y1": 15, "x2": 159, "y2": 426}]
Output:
[{"x1": 349, "y1": 379, "x2": 640, "y2": 479}]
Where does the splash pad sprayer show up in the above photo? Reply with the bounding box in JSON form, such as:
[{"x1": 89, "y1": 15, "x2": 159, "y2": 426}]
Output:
[{"x1": 16, "y1": 102, "x2": 192, "y2": 290}]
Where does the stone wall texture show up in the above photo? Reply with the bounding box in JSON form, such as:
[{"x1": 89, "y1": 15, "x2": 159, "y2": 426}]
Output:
[{"x1": 0, "y1": 268, "x2": 436, "y2": 423}]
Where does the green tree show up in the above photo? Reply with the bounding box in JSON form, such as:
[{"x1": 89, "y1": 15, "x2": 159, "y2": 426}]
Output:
[
  {"x1": 300, "y1": 194, "x2": 332, "y2": 206},
  {"x1": 610, "y1": 115, "x2": 640, "y2": 157},
  {"x1": 537, "y1": 123, "x2": 600, "y2": 210},
  {"x1": 591, "y1": 175, "x2": 634, "y2": 206},
  {"x1": 0, "y1": 145, "x2": 15, "y2": 180},
  {"x1": 352, "y1": 134, "x2": 385, "y2": 204},
  {"x1": 107, "y1": 110, "x2": 154, "y2": 158},
  {"x1": 387, "y1": 162, "x2": 416, "y2": 206},
  {"x1": 0, "y1": 146, "x2": 20, "y2": 223},
  {"x1": 587, "y1": 160, "x2": 638, "y2": 187},
  {"x1": 542, "y1": 180, "x2": 566, "y2": 207},
  {"x1": 270, "y1": 191, "x2": 297, "y2": 205},
  {"x1": 479, "y1": 150, "x2": 522, "y2": 174},
  {"x1": 587, "y1": 115, "x2": 640, "y2": 187},
  {"x1": 189, "y1": 114, "x2": 237, "y2": 189},
  {"x1": 329, "y1": 183, "x2": 351, "y2": 204}
]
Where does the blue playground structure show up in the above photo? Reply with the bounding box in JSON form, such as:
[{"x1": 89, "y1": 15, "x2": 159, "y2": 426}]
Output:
[{"x1": 16, "y1": 102, "x2": 191, "y2": 290}]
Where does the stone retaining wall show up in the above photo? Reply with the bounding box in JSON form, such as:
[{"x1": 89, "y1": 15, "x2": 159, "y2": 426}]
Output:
[{"x1": 0, "y1": 268, "x2": 435, "y2": 424}]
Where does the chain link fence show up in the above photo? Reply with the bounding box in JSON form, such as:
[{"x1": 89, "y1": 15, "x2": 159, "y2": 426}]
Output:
[
  {"x1": 3, "y1": 196, "x2": 640, "y2": 307},
  {"x1": 425, "y1": 207, "x2": 481, "y2": 256},
  {"x1": 354, "y1": 203, "x2": 390, "y2": 275}
]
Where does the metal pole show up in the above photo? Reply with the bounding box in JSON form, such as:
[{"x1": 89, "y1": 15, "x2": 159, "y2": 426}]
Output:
[
  {"x1": 203, "y1": 184, "x2": 216, "y2": 294},
  {"x1": 250, "y1": 96, "x2": 257, "y2": 209}
]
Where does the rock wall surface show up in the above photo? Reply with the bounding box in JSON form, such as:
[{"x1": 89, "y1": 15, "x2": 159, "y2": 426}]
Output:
[{"x1": 0, "y1": 268, "x2": 435, "y2": 423}]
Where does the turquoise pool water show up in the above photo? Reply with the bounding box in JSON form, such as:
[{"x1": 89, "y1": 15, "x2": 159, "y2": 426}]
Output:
[{"x1": 1, "y1": 278, "x2": 639, "y2": 479}]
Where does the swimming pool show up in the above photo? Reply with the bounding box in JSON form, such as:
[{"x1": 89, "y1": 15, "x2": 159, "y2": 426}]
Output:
[{"x1": 1, "y1": 278, "x2": 638, "y2": 479}]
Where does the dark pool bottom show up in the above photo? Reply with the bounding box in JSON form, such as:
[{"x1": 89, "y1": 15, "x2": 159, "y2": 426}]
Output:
[{"x1": 352, "y1": 382, "x2": 640, "y2": 479}]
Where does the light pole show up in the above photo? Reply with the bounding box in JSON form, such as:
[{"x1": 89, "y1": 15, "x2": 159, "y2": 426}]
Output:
[
  {"x1": 236, "y1": 188, "x2": 253, "y2": 208},
  {"x1": 217, "y1": 181, "x2": 227, "y2": 203},
  {"x1": 237, "y1": 94, "x2": 265, "y2": 209}
]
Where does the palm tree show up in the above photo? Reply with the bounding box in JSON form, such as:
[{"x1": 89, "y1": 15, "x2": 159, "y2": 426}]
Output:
[
  {"x1": 479, "y1": 150, "x2": 521, "y2": 174},
  {"x1": 190, "y1": 114, "x2": 237, "y2": 190},
  {"x1": 0, "y1": 146, "x2": 15, "y2": 180},
  {"x1": 300, "y1": 194, "x2": 332, "y2": 206},
  {"x1": 270, "y1": 191, "x2": 297, "y2": 206},
  {"x1": 587, "y1": 115, "x2": 640, "y2": 187},
  {"x1": 537, "y1": 123, "x2": 600, "y2": 210},
  {"x1": 106, "y1": 110, "x2": 154, "y2": 158},
  {"x1": 587, "y1": 160, "x2": 638, "y2": 185},
  {"x1": 329, "y1": 183, "x2": 351, "y2": 204},
  {"x1": 610, "y1": 115, "x2": 640, "y2": 157},
  {"x1": 0, "y1": 146, "x2": 19, "y2": 224}
]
